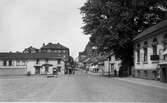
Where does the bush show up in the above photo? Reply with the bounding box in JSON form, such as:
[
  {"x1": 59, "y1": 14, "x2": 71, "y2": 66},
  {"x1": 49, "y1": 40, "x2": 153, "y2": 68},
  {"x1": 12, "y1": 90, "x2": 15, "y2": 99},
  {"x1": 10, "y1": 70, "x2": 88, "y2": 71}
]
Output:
[{"x1": 27, "y1": 71, "x2": 31, "y2": 76}]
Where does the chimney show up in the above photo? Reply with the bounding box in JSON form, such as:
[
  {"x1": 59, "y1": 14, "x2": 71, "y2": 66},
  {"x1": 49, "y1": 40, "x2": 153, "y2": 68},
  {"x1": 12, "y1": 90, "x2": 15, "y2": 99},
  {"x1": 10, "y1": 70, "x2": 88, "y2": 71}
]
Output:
[{"x1": 43, "y1": 43, "x2": 45, "y2": 47}]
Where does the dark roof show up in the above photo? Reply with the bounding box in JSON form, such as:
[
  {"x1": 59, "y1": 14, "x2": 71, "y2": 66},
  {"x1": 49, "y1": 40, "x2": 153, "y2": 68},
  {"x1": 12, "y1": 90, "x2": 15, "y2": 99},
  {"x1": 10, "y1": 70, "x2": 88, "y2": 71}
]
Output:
[
  {"x1": 0, "y1": 53, "x2": 63, "y2": 60},
  {"x1": 41, "y1": 43, "x2": 69, "y2": 50},
  {"x1": 82, "y1": 56, "x2": 107, "y2": 64},
  {"x1": 23, "y1": 46, "x2": 38, "y2": 52},
  {"x1": 133, "y1": 20, "x2": 167, "y2": 41}
]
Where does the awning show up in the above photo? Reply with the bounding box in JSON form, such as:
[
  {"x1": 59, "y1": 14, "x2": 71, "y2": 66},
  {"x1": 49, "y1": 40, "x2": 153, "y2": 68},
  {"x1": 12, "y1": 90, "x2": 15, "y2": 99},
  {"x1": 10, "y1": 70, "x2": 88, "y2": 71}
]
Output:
[{"x1": 42, "y1": 63, "x2": 53, "y2": 67}]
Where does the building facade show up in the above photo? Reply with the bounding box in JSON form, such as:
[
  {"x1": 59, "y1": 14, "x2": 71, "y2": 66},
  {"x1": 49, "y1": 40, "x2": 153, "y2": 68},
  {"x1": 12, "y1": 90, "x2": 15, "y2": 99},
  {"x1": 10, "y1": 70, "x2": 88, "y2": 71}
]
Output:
[
  {"x1": 133, "y1": 20, "x2": 167, "y2": 82},
  {"x1": 103, "y1": 54, "x2": 121, "y2": 76},
  {"x1": 0, "y1": 42, "x2": 70, "y2": 76}
]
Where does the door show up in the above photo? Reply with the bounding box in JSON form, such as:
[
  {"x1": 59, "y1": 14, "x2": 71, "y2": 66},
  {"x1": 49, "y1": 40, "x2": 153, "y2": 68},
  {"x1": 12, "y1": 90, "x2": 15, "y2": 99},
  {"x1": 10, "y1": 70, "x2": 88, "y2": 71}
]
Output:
[
  {"x1": 161, "y1": 68, "x2": 167, "y2": 82},
  {"x1": 35, "y1": 67, "x2": 40, "y2": 74}
]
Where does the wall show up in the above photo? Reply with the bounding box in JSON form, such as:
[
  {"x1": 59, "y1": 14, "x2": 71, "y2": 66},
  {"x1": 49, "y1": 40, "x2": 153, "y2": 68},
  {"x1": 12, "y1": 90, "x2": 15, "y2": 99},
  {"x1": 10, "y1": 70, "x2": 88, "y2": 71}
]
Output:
[
  {"x1": 134, "y1": 31, "x2": 167, "y2": 79},
  {"x1": 0, "y1": 60, "x2": 27, "y2": 76},
  {"x1": 27, "y1": 60, "x2": 36, "y2": 74}
]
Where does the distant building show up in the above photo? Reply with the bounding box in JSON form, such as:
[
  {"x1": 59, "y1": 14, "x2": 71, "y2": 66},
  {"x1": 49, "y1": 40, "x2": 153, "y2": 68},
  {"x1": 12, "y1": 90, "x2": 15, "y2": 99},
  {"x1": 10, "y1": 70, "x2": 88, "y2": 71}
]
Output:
[
  {"x1": 103, "y1": 54, "x2": 121, "y2": 76},
  {"x1": 0, "y1": 42, "x2": 70, "y2": 76},
  {"x1": 40, "y1": 43, "x2": 69, "y2": 61},
  {"x1": 133, "y1": 20, "x2": 167, "y2": 82},
  {"x1": 23, "y1": 46, "x2": 39, "y2": 53}
]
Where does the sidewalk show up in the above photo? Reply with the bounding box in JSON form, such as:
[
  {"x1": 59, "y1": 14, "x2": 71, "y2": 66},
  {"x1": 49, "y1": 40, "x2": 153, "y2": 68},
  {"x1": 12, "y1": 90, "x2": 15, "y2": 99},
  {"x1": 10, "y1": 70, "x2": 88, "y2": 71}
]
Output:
[
  {"x1": 86, "y1": 70, "x2": 167, "y2": 90},
  {"x1": 87, "y1": 71, "x2": 102, "y2": 76},
  {"x1": 114, "y1": 77, "x2": 167, "y2": 90}
]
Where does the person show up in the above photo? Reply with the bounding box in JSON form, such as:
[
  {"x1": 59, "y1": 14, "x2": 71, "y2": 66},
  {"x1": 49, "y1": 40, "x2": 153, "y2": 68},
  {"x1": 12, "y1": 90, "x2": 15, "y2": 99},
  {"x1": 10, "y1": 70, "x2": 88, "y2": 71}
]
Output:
[{"x1": 114, "y1": 69, "x2": 117, "y2": 76}]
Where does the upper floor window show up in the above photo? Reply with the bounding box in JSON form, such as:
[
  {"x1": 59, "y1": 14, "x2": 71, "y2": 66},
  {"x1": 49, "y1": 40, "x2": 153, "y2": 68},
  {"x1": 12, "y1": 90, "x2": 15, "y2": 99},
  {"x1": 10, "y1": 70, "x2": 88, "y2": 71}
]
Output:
[
  {"x1": 57, "y1": 59, "x2": 61, "y2": 64},
  {"x1": 143, "y1": 41, "x2": 148, "y2": 62},
  {"x1": 164, "y1": 34, "x2": 167, "y2": 50},
  {"x1": 152, "y1": 38, "x2": 158, "y2": 55},
  {"x1": 136, "y1": 44, "x2": 140, "y2": 63},
  {"x1": 36, "y1": 59, "x2": 39, "y2": 64}
]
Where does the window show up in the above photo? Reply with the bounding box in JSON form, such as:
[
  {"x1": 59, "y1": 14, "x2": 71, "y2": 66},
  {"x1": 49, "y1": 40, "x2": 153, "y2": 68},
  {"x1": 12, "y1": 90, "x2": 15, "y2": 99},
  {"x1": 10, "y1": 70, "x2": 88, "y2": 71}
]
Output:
[
  {"x1": 143, "y1": 41, "x2": 148, "y2": 63},
  {"x1": 144, "y1": 70, "x2": 148, "y2": 76},
  {"x1": 22, "y1": 60, "x2": 26, "y2": 65},
  {"x1": 45, "y1": 59, "x2": 48, "y2": 63},
  {"x1": 16, "y1": 60, "x2": 20, "y2": 66},
  {"x1": 54, "y1": 50, "x2": 57, "y2": 53},
  {"x1": 137, "y1": 50, "x2": 140, "y2": 62},
  {"x1": 163, "y1": 34, "x2": 167, "y2": 50},
  {"x1": 36, "y1": 59, "x2": 39, "y2": 64},
  {"x1": 3, "y1": 60, "x2": 7, "y2": 66},
  {"x1": 57, "y1": 66, "x2": 61, "y2": 72},
  {"x1": 136, "y1": 44, "x2": 140, "y2": 63},
  {"x1": 152, "y1": 38, "x2": 158, "y2": 55},
  {"x1": 9, "y1": 60, "x2": 12, "y2": 66},
  {"x1": 57, "y1": 59, "x2": 61, "y2": 64}
]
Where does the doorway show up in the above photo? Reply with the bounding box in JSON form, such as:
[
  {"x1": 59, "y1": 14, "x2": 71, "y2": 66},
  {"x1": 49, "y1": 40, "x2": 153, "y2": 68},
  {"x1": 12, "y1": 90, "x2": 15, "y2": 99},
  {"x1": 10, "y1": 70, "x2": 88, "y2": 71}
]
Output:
[
  {"x1": 35, "y1": 66, "x2": 40, "y2": 74},
  {"x1": 161, "y1": 68, "x2": 167, "y2": 82}
]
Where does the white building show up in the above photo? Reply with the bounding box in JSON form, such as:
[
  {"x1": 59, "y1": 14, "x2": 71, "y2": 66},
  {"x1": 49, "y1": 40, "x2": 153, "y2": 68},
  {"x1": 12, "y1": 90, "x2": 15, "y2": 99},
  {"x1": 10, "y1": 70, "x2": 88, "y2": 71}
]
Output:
[
  {"x1": 0, "y1": 53, "x2": 65, "y2": 76},
  {"x1": 133, "y1": 20, "x2": 167, "y2": 82},
  {"x1": 0, "y1": 42, "x2": 70, "y2": 76},
  {"x1": 103, "y1": 54, "x2": 121, "y2": 76}
]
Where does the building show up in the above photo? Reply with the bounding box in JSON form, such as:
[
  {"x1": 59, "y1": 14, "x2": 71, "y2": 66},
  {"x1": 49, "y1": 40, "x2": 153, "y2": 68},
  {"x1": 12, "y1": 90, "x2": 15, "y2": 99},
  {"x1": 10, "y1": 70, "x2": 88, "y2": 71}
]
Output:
[
  {"x1": 40, "y1": 43, "x2": 69, "y2": 61},
  {"x1": 0, "y1": 42, "x2": 70, "y2": 76},
  {"x1": 133, "y1": 20, "x2": 167, "y2": 82},
  {"x1": 23, "y1": 46, "x2": 39, "y2": 53},
  {"x1": 103, "y1": 54, "x2": 121, "y2": 76}
]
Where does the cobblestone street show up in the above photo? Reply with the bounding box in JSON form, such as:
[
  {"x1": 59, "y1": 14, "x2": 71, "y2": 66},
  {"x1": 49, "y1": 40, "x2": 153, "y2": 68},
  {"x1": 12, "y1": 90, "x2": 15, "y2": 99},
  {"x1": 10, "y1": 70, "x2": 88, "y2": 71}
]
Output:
[{"x1": 0, "y1": 70, "x2": 167, "y2": 102}]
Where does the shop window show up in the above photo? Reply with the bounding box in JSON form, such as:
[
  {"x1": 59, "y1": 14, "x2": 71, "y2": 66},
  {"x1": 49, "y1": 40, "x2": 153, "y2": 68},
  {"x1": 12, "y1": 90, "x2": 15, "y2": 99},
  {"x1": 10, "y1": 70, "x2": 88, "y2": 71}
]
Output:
[
  {"x1": 144, "y1": 70, "x2": 148, "y2": 76},
  {"x1": 137, "y1": 70, "x2": 140, "y2": 76},
  {"x1": 3, "y1": 60, "x2": 7, "y2": 66}
]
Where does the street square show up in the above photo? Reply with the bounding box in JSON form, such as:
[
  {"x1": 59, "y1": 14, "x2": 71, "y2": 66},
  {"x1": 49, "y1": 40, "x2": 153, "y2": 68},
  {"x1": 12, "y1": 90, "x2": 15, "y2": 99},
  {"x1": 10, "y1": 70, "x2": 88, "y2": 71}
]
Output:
[{"x1": 0, "y1": 71, "x2": 167, "y2": 102}]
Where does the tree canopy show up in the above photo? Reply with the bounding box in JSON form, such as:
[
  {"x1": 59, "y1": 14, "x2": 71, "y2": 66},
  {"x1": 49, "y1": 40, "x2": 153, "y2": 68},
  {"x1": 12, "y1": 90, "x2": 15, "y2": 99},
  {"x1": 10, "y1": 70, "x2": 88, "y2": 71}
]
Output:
[{"x1": 80, "y1": 0, "x2": 167, "y2": 69}]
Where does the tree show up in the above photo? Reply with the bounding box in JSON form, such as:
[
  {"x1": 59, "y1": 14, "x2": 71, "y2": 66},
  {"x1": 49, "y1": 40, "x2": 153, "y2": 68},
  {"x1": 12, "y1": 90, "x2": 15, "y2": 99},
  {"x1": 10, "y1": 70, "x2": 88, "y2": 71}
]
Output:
[{"x1": 80, "y1": 0, "x2": 167, "y2": 75}]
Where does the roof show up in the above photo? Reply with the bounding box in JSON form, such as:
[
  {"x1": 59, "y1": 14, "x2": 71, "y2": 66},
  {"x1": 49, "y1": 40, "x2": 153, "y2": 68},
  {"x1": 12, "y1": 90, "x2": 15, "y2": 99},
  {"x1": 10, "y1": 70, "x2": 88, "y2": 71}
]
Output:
[
  {"x1": 0, "y1": 52, "x2": 63, "y2": 60},
  {"x1": 82, "y1": 56, "x2": 107, "y2": 64},
  {"x1": 133, "y1": 20, "x2": 167, "y2": 41},
  {"x1": 82, "y1": 58, "x2": 91, "y2": 63},
  {"x1": 162, "y1": 49, "x2": 167, "y2": 55},
  {"x1": 23, "y1": 46, "x2": 38, "y2": 52},
  {"x1": 41, "y1": 43, "x2": 69, "y2": 50}
]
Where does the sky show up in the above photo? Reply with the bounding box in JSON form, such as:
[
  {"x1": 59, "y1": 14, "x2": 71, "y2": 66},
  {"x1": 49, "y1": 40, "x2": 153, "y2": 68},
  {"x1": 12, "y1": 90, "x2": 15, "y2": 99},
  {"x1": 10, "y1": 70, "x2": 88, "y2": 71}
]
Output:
[{"x1": 0, "y1": 0, "x2": 89, "y2": 59}]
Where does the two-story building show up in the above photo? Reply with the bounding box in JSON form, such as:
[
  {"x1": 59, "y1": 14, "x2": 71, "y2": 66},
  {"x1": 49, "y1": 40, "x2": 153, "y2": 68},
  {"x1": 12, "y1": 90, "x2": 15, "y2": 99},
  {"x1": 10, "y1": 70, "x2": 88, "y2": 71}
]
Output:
[
  {"x1": 133, "y1": 20, "x2": 167, "y2": 82},
  {"x1": 0, "y1": 42, "x2": 70, "y2": 76}
]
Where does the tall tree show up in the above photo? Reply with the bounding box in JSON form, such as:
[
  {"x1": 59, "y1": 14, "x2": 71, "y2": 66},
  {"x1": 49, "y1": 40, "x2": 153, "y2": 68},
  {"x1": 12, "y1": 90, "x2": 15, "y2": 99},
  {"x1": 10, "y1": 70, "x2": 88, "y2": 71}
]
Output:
[{"x1": 80, "y1": 0, "x2": 167, "y2": 73}]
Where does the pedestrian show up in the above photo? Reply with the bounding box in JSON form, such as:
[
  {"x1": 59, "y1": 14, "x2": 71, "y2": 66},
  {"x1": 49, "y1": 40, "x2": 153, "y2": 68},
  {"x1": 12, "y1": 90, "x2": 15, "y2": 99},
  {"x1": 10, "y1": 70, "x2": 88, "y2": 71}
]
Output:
[{"x1": 114, "y1": 69, "x2": 117, "y2": 77}]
